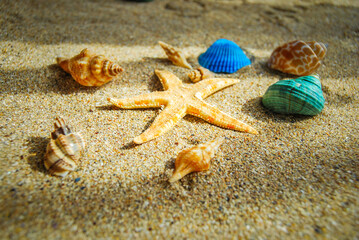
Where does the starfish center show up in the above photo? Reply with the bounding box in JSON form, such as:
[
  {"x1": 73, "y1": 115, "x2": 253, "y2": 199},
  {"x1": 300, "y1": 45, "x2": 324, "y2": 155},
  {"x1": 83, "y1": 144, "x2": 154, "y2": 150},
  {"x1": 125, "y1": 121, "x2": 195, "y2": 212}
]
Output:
[{"x1": 108, "y1": 69, "x2": 258, "y2": 144}]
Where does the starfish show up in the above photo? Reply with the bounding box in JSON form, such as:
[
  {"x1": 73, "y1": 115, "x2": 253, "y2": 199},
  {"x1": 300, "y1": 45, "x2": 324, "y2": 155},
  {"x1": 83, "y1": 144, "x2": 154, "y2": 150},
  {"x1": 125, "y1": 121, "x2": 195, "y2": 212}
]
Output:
[{"x1": 108, "y1": 69, "x2": 258, "y2": 144}]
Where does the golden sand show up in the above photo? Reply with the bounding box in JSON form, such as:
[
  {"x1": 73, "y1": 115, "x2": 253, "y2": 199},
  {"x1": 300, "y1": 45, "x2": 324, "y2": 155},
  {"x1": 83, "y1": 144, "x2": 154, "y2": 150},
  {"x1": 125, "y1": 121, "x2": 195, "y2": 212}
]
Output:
[{"x1": 0, "y1": 0, "x2": 358, "y2": 238}]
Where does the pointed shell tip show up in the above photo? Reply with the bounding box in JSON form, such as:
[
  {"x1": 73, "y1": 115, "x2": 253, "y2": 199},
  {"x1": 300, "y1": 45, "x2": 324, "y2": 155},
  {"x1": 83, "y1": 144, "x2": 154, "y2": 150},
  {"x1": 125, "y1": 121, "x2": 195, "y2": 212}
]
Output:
[
  {"x1": 169, "y1": 172, "x2": 182, "y2": 183},
  {"x1": 56, "y1": 57, "x2": 64, "y2": 63},
  {"x1": 251, "y1": 128, "x2": 259, "y2": 135},
  {"x1": 133, "y1": 137, "x2": 143, "y2": 145}
]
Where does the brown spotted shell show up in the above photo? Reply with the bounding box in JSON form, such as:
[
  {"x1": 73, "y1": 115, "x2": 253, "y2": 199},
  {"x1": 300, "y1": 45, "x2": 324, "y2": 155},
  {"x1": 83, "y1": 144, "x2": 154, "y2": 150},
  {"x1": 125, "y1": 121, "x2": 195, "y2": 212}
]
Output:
[
  {"x1": 158, "y1": 41, "x2": 192, "y2": 69},
  {"x1": 44, "y1": 117, "x2": 85, "y2": 177},
  {"x1": 169, "y1": 137, "x2": 224, "y2": 182},
  {"x1": 188, "y1": 67, "x2": 213, "y2": 82},
  {"x1": 57, "y1": 48, "x2": 124, "y2": 86},
  {"x1": 268, "y1": 40, "x2": 327, "y2": 76}
]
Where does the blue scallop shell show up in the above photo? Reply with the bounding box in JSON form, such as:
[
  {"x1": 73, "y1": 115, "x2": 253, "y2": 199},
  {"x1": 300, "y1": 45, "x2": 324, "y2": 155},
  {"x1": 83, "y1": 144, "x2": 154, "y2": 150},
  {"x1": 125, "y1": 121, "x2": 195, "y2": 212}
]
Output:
[
  {"x1": 262, "y1": 75, "x2": 325, "y2": 116},
  {"x1": 198, "y1": 39, "x2": 251, "y2": 73}
]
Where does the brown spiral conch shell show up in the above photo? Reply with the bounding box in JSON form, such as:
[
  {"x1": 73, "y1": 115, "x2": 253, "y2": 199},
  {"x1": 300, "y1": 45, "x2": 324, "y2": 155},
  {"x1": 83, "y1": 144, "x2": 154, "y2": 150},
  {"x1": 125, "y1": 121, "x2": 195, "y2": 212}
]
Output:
[
  {"x1": 268, "y1": 40, "x2": 327, "y2": 76},
  {"x1": 44, "y1": 117, "x2": 86, "y2": 177},
  {"x1": 188, "y1": 67, "x2": 213, "y2": 82},
  {"x1": 158, "y1": 41, "x2": 192, "y2": 69},
  {"x1": 57, "y1": 48, "x2": 124, "y2": 86},
  {"x1": 169, "y1": 137, "x2": 225, "y2": 182}
]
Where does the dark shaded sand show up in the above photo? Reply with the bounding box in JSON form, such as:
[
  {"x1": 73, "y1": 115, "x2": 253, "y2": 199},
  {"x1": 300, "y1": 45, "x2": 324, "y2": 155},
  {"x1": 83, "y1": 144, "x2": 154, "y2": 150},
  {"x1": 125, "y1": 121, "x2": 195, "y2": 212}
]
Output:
[{"x1": 0, "y1": 0, "x2": 358, "y2": 238}]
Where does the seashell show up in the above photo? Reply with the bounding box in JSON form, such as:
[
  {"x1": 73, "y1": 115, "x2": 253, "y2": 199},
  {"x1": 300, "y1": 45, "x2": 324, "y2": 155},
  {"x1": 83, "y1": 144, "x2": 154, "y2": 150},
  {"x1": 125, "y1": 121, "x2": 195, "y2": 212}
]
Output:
[
  {"x1": 169, "y1": 137, "x2": 225, "y2": 182},
  {"x1": 158, "y1": 41, "x2": 192, "y2": 69},
  {"x1": 188, "y1": 67, "x2": 213, "y2": 82},
  {"x1": 57, "y1": 48, "x2": 124, "y2": 87},
  {"x1": 268, "y1": 40, "x2": 327, "y2": 76},
  {"x1": 44, "y1": 117, "x2": 85, "y2": 177},
  {"x1": 262, "y1": 75, "x2": 325, "y2": 116},
  {"x1": 198, "y1": 39, "x2": 251, "y2": 73}
]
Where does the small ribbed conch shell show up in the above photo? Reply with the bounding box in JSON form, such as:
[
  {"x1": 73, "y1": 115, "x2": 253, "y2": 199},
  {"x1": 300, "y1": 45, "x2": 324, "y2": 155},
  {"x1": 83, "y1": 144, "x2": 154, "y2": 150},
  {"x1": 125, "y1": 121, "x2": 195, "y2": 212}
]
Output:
[
  {"x1": 44, "y1": 117, "x2": 85, "y2": 177},
  {"x1": 158, "y1": 41, "x2": 192, "y2": 69},
  {"x1": 268, "y1": 40, "x2": 327, "y2": 76},
  {"x1": 169, "y1": 137, "x2": 225, "y2": 182},
  {"x1": 57, "y1": 48, "x2": 124, "y2": 86},
  {"x1": 188, "y1": 67, "x2": 213, "y2": 82}
]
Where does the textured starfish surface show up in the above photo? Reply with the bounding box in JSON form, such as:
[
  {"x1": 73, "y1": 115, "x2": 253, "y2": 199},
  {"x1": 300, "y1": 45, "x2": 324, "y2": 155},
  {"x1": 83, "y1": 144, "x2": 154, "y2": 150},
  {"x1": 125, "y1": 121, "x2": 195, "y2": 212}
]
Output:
[{"x1": 108, "y1": 69, "x2": 258, "y2": 144}]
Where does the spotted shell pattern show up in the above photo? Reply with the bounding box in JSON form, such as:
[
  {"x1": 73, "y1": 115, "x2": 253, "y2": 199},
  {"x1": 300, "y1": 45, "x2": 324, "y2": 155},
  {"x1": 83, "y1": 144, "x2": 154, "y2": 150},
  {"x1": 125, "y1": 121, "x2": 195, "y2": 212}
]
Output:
[
  {"x1": 44, "y1": 117, "x2": 85, "y2": 177},
  {"x1": 169, "y1": 137, "x2": 224, "y2": 182},
  {"x1": 188, "y1": 67, "x2": 213, "y2": 82},
  {"x1": 57, "y1": 48, "x2": 123, "y2": 86},
  {"x1": 268, "y1": 40, "x2": 327, "y2": 76}
]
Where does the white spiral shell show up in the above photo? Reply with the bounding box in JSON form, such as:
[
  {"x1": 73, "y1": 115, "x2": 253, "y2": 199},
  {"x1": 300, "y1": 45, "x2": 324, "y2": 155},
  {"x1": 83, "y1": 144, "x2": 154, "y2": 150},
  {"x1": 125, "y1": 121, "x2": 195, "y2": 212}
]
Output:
[{"x1": 44, "y1": 117, "x2": 85, "y2": 177}]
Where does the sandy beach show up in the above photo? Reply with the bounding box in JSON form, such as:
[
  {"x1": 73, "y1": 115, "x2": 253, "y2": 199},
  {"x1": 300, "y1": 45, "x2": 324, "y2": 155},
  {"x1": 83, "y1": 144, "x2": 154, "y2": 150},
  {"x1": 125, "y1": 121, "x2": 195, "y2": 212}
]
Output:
[{"x1": 0, "y1": 0, "x2": 358, "y2": 238}]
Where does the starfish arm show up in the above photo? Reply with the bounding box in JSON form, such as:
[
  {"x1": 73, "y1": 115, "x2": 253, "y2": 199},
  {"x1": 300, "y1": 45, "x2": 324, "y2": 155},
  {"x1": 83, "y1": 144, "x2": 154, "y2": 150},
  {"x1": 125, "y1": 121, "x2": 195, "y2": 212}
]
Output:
[
  {"x1": 107, "y1": 91, "x2": 168, "y2": 109},
  {"x1": 155, "y1": 69, "x2": 183, "y2": 90},
  {"x1": 134, "y1": 103, "x2": 187, "y2": 144},
  {"x1": 192, "y1": 78, "x2": 240, "y2": 99},
  {"x1": 188, "y1": 100, "x2": 258, "y2": 134}
]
